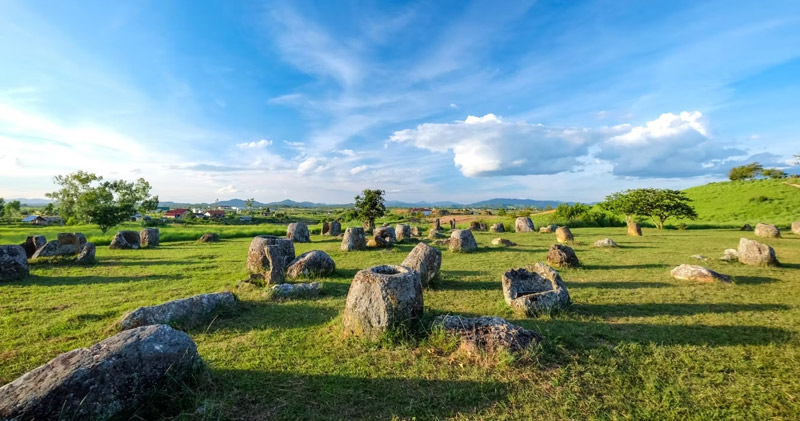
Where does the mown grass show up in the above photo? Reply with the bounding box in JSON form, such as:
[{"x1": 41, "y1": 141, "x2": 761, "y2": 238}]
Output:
[
  {"x1": 683, "y1": 178, "x2": 800, "y2": 227},
  {"x1": 1, "y1": 226, "x2": 799, "y2": 419}
]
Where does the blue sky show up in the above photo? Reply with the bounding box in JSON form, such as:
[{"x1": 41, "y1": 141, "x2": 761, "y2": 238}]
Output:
[{"x1": 1, "y1": 0, "x2": 798, "y2": 203}]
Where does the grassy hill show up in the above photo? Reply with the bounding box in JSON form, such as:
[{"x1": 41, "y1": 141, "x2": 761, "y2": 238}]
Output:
[{"x1": 684, "y1": 178, "x2": 800, "y2": 227}]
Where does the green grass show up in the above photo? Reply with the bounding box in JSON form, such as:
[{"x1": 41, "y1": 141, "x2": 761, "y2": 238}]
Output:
[
  {"x1": 1, "y1": 226, "x2": 800, "y2": 419},
  {"x1": 683, "y1": 178, "x2": 800, "y2": 227}
]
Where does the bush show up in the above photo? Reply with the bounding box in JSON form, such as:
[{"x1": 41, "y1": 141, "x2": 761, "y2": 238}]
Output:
[{"x1": 749, "y1": 195, "x2": 771, "y2": 203}]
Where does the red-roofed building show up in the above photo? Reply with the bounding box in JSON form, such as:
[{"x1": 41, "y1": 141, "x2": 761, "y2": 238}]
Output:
[
  {"x1": 204, "y1": 210, "x2": 226, "y2": 218},
  {"x1": 164, "y1": 208, "x2": 190, "y2": 219}
]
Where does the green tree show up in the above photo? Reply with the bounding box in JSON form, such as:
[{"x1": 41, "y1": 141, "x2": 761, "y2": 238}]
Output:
[
  {"x1": 4, "y1": 200, "x2": 21, "y2": 219},
  {"x1": 637, "y1": 188, "x2": 697, "y2": 229},
  {"x1": 245, "y1": 198, "x2": 255, "y2": 215},
  {"x1": 497, "y1": 208, "x2": 507, "y2": 216},
  {"x1": 728, "y1": 162, "x2": 763, "y2": 181},
  {"x1": 42, "y1": 203, "x2": 56, "y2": 215},
  {"x1": 0, "y1": 198, "x2": 5, "y2": 219},
  {"x1": 354, "y1": 189, "x2": 386, "y2": 231},
  {"x1": 601, "y1": 190, "x2": 649, "y2": 223},
  {"x1": 47, "y1": 172, "x2": 158, "y2": 233},
  {"x1": 761, "y1": 168, "x2": 788, "y2": 179}
]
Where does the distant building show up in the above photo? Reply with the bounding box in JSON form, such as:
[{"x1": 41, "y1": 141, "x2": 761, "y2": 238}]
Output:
[
  {"x1": 22, "y1": 215, "x2": 46, "y2": 225},
  {"x1": 155, "y1": 206, "x2": 170, "y2": 212},
  {"x1": 410, "y1": 208, "x2": 432, "y2": 216},
  {"x1": 239, "y1": 215, "x2": 253, "y2": 222},
  {"x1": 164, "y1": 208, "x2": 191, "y2": 219},
  {"x1": 205, "y1": 210, "x2": 226, "y2": 218},
  {"x1": 130, "y1": 214, "x2": 151, "y2": 222}
]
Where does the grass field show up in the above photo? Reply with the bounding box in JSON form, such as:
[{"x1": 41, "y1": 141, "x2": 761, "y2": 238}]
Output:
[
  {"x1": 684, "y1": 178, "x2": 800, "y2": 227},
  {"x1": 1, "y1": 226, "x2": 799, "y2": 419}
]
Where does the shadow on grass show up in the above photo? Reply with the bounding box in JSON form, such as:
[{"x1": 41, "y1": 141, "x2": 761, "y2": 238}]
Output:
[
  {"x1": 734, "y1": 276, "x2": 781, "y2": 285},
  {"x1": 572, "y1": 302, "x2": 790, "y2": 318},
  {"x1": 581, "y1": 263, "x2": 670, "y2": 270},
  {"x1": 92, "y1": 259, "x2": 201, "y2": 267},
  {"x1": 515, "y1": 319, "x2": 795, "y2": 347},
  {"x1": 210, "y1": 300, "x2": 339, "y2": 333},
  {"x1": 566, "y1": 281, "x2": 674, "y2": 289},
  {"x1": 17, "y1": 273, "x2": 183, "y2": 286},
  {"x1": 207, "y1": 370, "x2": 510, "y2": 420},
  {"x1": 433, "y1": 279, "x2": 498, "y2": 291},
  {"x1": 779, "y1": 262, "x2": 800, "y2": 269}
]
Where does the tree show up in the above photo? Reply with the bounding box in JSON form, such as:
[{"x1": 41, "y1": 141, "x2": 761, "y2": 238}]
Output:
[
  {"x1": 0, "y1": 198, "x2": 4, "y2": 219},
  {"x1": 728, "y1": 162, "x2": 763, "y2": 181},
  {"x1": 42, "y1": 203, "x2": 56, "y2": 215},
  {"x1": 354, "y1": 189, "x2": 386, "y2": 231},
  {"x1": 4, "y1": 200, "x2": 21, "y2": 219},
  {"x1": 602, "y1": 188, "x2": 697, "y2": 229},
  {"x1": 600, "y1": 190, "x2": 650, "y2": 223},
  {"x1": 761, "y1": 168, "x2": 788, "y2": 179},
  {"x1": 47, "y1": 172, "x2": 158, "y2": 233},
  {"x1": 245, "y1": 198, "x2": 255, "y2": 215}
]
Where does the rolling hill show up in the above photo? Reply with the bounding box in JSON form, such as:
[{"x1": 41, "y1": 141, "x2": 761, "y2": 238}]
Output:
[{"x1": 683, "y1": 178, "x2": 800, "y2": 226}]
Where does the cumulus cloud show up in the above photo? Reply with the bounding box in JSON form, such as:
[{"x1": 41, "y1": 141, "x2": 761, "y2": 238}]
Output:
[
  {"x1": 296, "y1": 156, "x2": 330, "y2": 174},
  {"x1": 339, "y1": 149, "x2": 356, "y2": 157},
  {"x1": 391, "y1": 111, "x2": 749, "y2": 179},
  {"x1": 217, "y1": 185, "x2": 237, "y2": 194},
  {"x1": 350, "y1": 165, "x2": 368, "y2": 174},
  {"x1": 598, "y1": 111, "x2": 744, "y2": 177},
  {"x1": 390, "y1": 114, "x2": 599, "y2": 177},
  {"x1": 236, "y1": 139, "x2": 272, "y2": 149}
]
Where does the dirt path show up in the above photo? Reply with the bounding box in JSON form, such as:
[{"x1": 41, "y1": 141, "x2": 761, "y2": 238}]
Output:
[{"x1": 784, "y1": 182, "x2": 800, "y2": 189}]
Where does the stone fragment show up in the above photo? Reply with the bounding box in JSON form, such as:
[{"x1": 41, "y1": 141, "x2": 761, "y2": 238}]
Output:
[
  {"x1": 286, "y1": 250, "x2": 336, "y2": 279},
  {"x1": 670, "y1": 264, "x2": 731, "y2": 283},
  {"x1": 286, "y1": 222, "x2": 311, "y2": 243},
  {"x1": 0, "y1": 245, "x2": 28, "y2": 282},
  {"x1": 449, "y1": 229, "x2": 477, "y2": 253},
  {"x1": 432, "y1": 315, "x2": 542, "y2": 353},
  {"x1": 515, "y1": 217, "x2": 535, "y2": 233},
  {"x1": 502, "y1": 263, "x2": 571, "y2": 315},
  {"x1": 401, "y1": 242, "x2": 442, "y2": 287},
  {"x1": 119, "y1": 291, "x2": 236, "y2": 330},
  {"x1": 341, "y1": 227, "x2": 367, "y2": 251}
]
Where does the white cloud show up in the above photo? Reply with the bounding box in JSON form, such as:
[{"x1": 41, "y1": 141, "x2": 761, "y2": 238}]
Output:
[
  {"x1": 350, "y1": 165, "x2": 368, "y2": 174},
  {"x1": 390, "y1": 113, "x2": 599, "y2": 177},
  {"x1": 296, "y1": 157, "x2": 330, "y2": 174},
  {"x1": 339, "y1": 149, "x2": 356, "y2": 157},
  {"x1": 236, "y1": 139, "x2": 272, "y2": 149},
  {"x1": 450, "y1": 103, "x2": 458, "y2": 109},
  {"x1": 217, "y1": 185, "x2": 237, "y2": 194},
  {"x1": 597, "y1": 111, "x2": 744, "y2": 177}
]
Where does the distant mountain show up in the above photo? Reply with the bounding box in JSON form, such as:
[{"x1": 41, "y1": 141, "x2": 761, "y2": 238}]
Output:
[
  {"x1": 468, "y1": 198, "x2": 568, "y2": 208},
  {"x1": 9, "y1": 198, "x2": 53, "y2": 206},
  {"x1": 156, "y1": 197, "x2": 569, "y2": 209}
]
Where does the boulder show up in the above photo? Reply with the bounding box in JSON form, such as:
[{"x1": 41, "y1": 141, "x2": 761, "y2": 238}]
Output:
[
  {"x1": 539, "y1": 224, "x2": 557, "y2": 233},
  {"x1": 555, "y1": 226, "x2": 574, "y2": 243},
  {"x1": 119, "y1": 292, "x2": 236, "y2": 330},
  {"x1": 792, "y1": 221, "x2": 800, "y2": 235},
  {"x1": 0, "y1": 325, "x2": 201, "y2": 421},
  {"x1": 401, "y1": 242, "x2": 442, "y2": 287},
  {"x1": 140, "y1": 228, "x2": 159, "y2": 247},
  {"x1": 432, "y1": 239, "x2": 451, "y2": 247},
  {"x1": 432, "y1": 315, "x2": 542, "y2": 353},
  {"x1": 343, "y1": 265, "x2": 423, "y2": 339},
  {"x1": 627, "y1": 222, "x2": 643, "y2": 236},
  {"x1": 341, "y1": 227, "x2": 367, "y2": 251},
  {"x1": 321, "y1": 222, "x2": 330, "y2": 235},
  {"x1": 502, "y1": 263, "x2": 571, "y2": 315},
  {"x1": 449, "y1": 229, "x2": 477, "y2": 253},
  {"x1": 371, "y1": 226, "x2": 396, "y2": 247},
  {"x1": 740, "y1": 224, "x2": 753, "y2": 231},
  {"x1": 410, "y1": 226, "x2": 421, "y2": 236},
  {"x1": 427, "y1": 229, "x2": 445, "y2": 239},
  {"x1": 327, "y1": 220, "x2": 342, "y2": 236},
  {"x1": 286, "y1": 222, "x2": 311, "y2": 243},
  {"x1": 469, "y1": 221, "x2": 481, "y2": 231},
  {"x1": 490, "y1": 223, "x2": 505, "y2": 233},
  {"x1": 546, "y1": 244, "x2": 579, "y2": 268},
  {"x1": 108, "y1": 231, "x2": 140, "y2": 250},
  {"x1": 433, "y1": 218, "x2": 441, "y2": 231},
  {"x1": 450, "y1": 219, "x2": 457, "y2": 229},
  {"x1": 594, "y1": 238, "x2": 617, "y2": 247},
  {"x1": 754, "y1": 223, "x2": 781, "y2": 238},
  {"x1": 270, "y1": 282, "x2": 321, "y2": 298},
  {"x1": 395, "y1": 224, "x2": 411, "y2": 242},
  {"x1": 0, "y1": 245, "x2": 29, "y2": 282},
  {"x1": 32, "y1": 233, "x2": 87, "y2": 258},
  {"x1": 670, "y1": 264, "x2": 731, "y2": 283},
  {"x1": 720, "y1": 248, "x2": 739, "y2": 262},
  {"x1": 287, "y1": 250, "x2": 336, "y2": 279},
  {"x1": 691, "y1": 254, "x2": 708, "y2": 261},
  {"x1": 515, "y1": 217, "x2": 535, "y2": 233},
  {"x1": 246, "y1": 235, "x2": 295, "y2": 283},
  {"x1": 20, "y1": 235, "x2": 46, "y2": 258},
  {"x1": 491, "y1": 238, "x2": 516, "y2": 247},
  {"x1": 199, "y1": 233, "x2": 219, "y2": 242},
  {"x1": 738, "y1": 237, "x2": 778, "y2": 266},
  {"x1": 75, "y1": 242, "x2": 96, "y2": 265}
]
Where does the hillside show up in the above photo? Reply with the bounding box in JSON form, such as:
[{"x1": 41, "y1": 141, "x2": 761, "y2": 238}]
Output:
[{"x1": 684, "y1": 178, "x2": 800, "y2": 226}]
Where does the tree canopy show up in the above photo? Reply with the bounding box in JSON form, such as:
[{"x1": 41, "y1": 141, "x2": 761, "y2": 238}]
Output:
[
  {"x1": 46, "y1": 171, "x2": 158, "y2": 232},
  {"x1": 601, "y1": 188, "x2": 697, "y2": 229},
  {"x1": 354, "y1": 189, "x2": 386, "y2": 230},
  {"x1": 728, "y1": 162, "x2": 763, "y2": 181}
]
